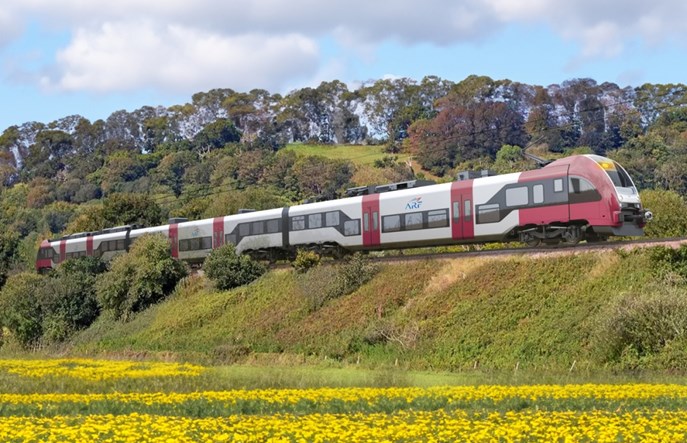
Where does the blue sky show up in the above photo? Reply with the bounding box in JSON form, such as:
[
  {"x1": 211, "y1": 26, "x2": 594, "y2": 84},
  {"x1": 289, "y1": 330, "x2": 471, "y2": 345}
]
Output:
[{"x1": 1, "y1": 0, "x2": 687, "y2": 131}]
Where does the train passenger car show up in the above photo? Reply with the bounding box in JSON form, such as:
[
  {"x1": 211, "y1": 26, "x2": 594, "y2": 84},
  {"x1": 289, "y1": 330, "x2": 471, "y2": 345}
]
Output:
[{"x1": 36, "y1": 154, "x2": 650, "y2": 271}]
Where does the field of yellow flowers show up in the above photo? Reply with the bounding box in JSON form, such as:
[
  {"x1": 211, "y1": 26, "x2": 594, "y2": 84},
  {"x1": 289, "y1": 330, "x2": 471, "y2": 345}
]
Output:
[{"x1": 1, "y1": 358, "x2": 687, "y2": 442}]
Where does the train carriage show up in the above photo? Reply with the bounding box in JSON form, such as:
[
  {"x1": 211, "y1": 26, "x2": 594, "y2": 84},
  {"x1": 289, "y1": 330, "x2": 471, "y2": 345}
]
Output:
[{"x1": 36, "y1": 155, "x2": 651, "y2": 271}]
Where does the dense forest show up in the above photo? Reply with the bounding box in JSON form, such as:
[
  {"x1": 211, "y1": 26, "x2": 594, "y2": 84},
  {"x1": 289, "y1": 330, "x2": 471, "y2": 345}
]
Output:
[{"x1": 1, "y1": 75, "x2": 687, "y2": 278}]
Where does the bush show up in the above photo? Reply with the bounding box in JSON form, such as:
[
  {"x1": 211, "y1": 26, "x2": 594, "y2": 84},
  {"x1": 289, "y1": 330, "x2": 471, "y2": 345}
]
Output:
[
  {"x1": 292, "y1": 249, "x2": 321, "y2": 273},
  {"x1": 42, "y1": 257, "x2": 106, "y2": 342},
  {"x1": 96, "y1": 234, "x2": 187, "y2": 320},
  {"x1": 203, "y1": 244, "x2": 266, "y2": 290},
  {"x1": 640, "y1": 189, "x2": 687, "y2": 238},
  {"x1": 0, "y1": 272, "x2": 46, "y2": 348},
  {"x1": 594, "y1": 290, "x2": 687, "y2": 366},
  {"x1": 648, "y1": 245, "x2": 687, "y2": 283},
  {"x1": 297, "y1": 253, "x2": 378, "y2": 312}
]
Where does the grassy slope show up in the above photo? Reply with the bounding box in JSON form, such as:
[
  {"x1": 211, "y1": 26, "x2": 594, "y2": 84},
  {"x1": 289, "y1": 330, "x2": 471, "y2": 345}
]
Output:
[
  {"x1": 281, "y1": 143, "x2": 411, "y2": 166},
  {"x1": 71, "y1": 249, "x2": 659, "y2": 371}
]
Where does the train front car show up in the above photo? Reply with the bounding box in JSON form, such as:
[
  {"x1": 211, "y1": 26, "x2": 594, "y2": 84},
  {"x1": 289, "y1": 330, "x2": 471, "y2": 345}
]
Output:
[
  {"x1": 520, "y1": 155, "x2": 651, "y2": 245},
  {"x1": 575, "y1": 155, "x2": 650, "y2": 238}
]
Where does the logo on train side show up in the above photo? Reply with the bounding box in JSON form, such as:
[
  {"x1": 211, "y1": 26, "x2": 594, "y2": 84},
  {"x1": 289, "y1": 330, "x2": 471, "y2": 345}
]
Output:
[{"x1": 405, "y1": 196, "x2": 423, "y2": 210}]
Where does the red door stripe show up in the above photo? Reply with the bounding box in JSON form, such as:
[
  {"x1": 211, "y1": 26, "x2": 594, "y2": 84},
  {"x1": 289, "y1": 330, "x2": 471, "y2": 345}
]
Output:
[
  {"x1": 86, "y1": 235, "x2": 93, "y2": 256},
  {"x1": 362, "y1": 194, "x2": 381, "y2": 247},
  {"x1": 451, "y1": 181, "x2": 474, "y2": 240},
  {"x1": 59, "y1": 240, "x2": 66, "y2": 263},
  {"x1": 169, "y1": 224, "x2": 179, "y2": 258},
  {"x1": 213, "y1": 217, "x2": 224, "y2": 248}
]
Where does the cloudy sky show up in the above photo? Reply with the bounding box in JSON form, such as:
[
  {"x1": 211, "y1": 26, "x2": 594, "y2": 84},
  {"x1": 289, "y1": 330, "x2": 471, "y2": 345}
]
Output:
[{"x1": 1, "y1": 0, "x2": 686, "y2": 130}]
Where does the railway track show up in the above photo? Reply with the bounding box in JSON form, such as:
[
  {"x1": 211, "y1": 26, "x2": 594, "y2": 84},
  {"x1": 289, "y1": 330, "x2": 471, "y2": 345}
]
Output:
[
  {"x1": 367, "y1": 236, "x2": 687, "y2": 264},
  {"x1": 270, "y1": 237, "x2": 687, "y2": 269}
]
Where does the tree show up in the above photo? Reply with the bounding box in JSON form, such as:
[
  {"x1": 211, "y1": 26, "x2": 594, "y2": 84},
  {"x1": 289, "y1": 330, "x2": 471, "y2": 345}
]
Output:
[
  {"x1": 291, "y1": 156, "x2": 354, "y2": 200},
  {"x1": 101, "y1": 193, "x2": 165, "y2": 228},
  {"x1": 154, "y1": 151, "x2": 197, "y2": 197},
  {"x1": 0, "y1": 273, "x2": 46, "y2": 347},
  {"x1": 203, "y1": 244, "x2": 265, "y2": 290},
  {"x1": 42, "y1": 257, "x2": 106, "y2": 342},
  {"x1": 192, "y1": 118, "x2": 241, "y2": 156},
  {"x1": 96, "y1": 234, "x2": 187, "y2": 320},
  {"x1": 21, "y1": 130, "x2": 74, "y2": 179},
  {"x1": 0, "y1": 231, "x2": 20, "y2": 289},
  {"x1": 407, "y1": 99, "x2": 528, "y2": 175}
]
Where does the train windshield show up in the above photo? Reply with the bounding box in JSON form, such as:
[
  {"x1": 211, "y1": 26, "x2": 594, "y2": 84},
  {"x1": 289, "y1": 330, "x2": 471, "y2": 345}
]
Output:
[{"x1": 595, "y1": 159, "x2": 637, "y2": 194}]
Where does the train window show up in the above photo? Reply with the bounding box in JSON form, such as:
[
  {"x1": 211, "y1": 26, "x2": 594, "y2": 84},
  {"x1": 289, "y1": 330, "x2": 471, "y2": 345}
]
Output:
[
  {"x1": 405, "y1": 213, "x2": 423, "y2": 230},
  {"x1": 363, "y1": 213, "x2": 370, "y2": 232},
  {"x1": 464, "y1": 200, "x2": 472, "y2": 220},
  {"x1": 225, "y1": 234, "x2": 237, "y2": 245},
  {"x1": 201, "y1": 237, "x2": 212, "y2": 249},
  {"x1": 569, "y1": 177, "x2": 601, "y2": 204},
  {"x1": 373, "y1": 212, "x2": 379, "y2": 231},
  {"x1": 533, "y1": 184, "x2": 544, "y2": 204},
  {"x1": 569, "y1": 177, "x2": 595, "y2": 194},
  {"x1": 428, "y1": 209, "x2": 449, "y2": 228},
  {"x1": 252, "y1": 221, "x2": 264, "y2": 235},
  {"x1": 309, "y1": 213, "x2": 322, "y2": 229},
  {"x1": 325, "y1": 211, "x2": 340, "y2": 227},
  {"x1": 477, "y1": 204, "x2": 500, "y2": 224},
  {"x1": 506, "y1": 187, "x2": 528, "y2": 207},
  {"x1": 101, "y1": 241, "x2": 109, "y2": 252},
  {"x1": 179, "y1": 239, "x2": 189, "y2": 251},
  {"x1": 344, "y1": 220, "x2": 360, "y2": 236},
  {"x1": 554, "y1": 179, "x2": 563, "y2": 193},
  {"x1": 266, "y1": 219, "x2": 280, "y2": 233},
  {"x1": 452, "y1": 202, "x2": 460, "y2": 220},
  {"x1": 239, "y1": 223, "x2": 250, "y2": 236},
  {"x1": 382, "y1": 215, "x2": 401, "y2": 232},
  {"x1": 116, "y1": 240, "x2": 125, "y2": 250},
  {"x1": 291, "y1": 216, "x2": 305, "y2": 231},
  {"x1": 190, "y1": 238, "x2": 201, "y2": 250}
]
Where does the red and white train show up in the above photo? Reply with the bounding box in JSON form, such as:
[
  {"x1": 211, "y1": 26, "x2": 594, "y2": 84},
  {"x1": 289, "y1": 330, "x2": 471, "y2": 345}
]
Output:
[{"x1": 36, "y1": 154, "x2": 651, "y2": 271}]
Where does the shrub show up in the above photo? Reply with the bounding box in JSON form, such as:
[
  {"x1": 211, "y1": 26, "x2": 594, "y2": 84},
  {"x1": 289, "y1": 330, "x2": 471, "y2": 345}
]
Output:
[
  {"x1": 96, "y1": 234, "x2": 187, "y2": 320},
  {"x1": 0, "y1": 272, "x2": 46, "y2": 348},
  {"x1": 640, "y1": 189, "x2": 687, "y2": 238},
  {"x1": 648, "y1": 245, "x2": 687, "y2": 283},
  {"x1": 292, "y1": 249, "x2": 321, "y2": 273},
  {"x1": 42, "y1": 257, "x2": 106, "y2": 342},
  {"x1": 203, "y1": 244, "x2": 266, "y2": 290},
  {"x1": 594, "y1": 289, "x2": 687, "y2": 366},
  {"x1": 297, "y1": 253, "x2": 378, "y2": 312}
]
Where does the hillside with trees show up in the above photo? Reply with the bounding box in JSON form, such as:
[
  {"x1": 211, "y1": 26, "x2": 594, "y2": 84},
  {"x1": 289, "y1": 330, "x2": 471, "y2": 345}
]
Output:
[{"x1": 1, "y1": 74, "x2": 687, "y2": 366}]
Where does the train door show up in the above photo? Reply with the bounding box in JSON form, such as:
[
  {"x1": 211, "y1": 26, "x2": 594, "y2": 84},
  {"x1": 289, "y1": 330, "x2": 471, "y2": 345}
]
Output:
[
  {"x1": 362, "y1": 194, "x2": 381, "y2": 247},
  {"x1": 451, "y1": 181, "x2": 474, "y2": 240},
  {"x1": 213, "y1": 217, "x2": 225, "y2": 248}
]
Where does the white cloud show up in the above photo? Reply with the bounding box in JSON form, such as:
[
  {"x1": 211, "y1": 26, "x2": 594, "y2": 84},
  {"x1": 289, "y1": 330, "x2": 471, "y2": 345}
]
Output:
[
  {"x1": 0, "y1": 8, "x2": 22, "y2": 47},
  {"x1": 41, "y1": 21, "x2": 318, "y2": 93},
  {"x1": 3, "y1": 0, "x2": 687, "y2": 93}
]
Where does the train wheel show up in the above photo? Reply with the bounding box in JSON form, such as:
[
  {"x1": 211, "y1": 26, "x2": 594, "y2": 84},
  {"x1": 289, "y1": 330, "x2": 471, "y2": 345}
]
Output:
[
  {"x1": 525, "y1": 238, "x2": 542, "y2": 247},
  {"x1": 562, "y1": 226, "x2": 583, "y2": 246}
]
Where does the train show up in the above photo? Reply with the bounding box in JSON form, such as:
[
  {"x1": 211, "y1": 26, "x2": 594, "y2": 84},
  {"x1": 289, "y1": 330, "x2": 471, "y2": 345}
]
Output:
[{"x1": 35, "y1": 154, "x2": 652, "y2": 271}]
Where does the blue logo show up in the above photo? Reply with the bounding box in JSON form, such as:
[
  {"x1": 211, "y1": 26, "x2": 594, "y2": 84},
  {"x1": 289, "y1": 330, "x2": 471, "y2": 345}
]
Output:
[{"x1": 405, "y1": 196, "x2": 423, "y2": 210}]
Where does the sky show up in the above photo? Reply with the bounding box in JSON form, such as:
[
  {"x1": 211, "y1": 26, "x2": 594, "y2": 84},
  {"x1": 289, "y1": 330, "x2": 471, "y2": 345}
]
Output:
[{"x1": 1, "y1": 0, "x2": 687, "y2": 131}]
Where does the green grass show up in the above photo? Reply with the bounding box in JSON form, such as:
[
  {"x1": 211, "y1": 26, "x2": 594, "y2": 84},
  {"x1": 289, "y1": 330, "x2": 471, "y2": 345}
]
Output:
[
  {"x1": 60, "y1": 248, "x2": 682, "y2": 374},
  {"x1": 281, "y1": 143, "x2": 411, "y2": 166}
]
